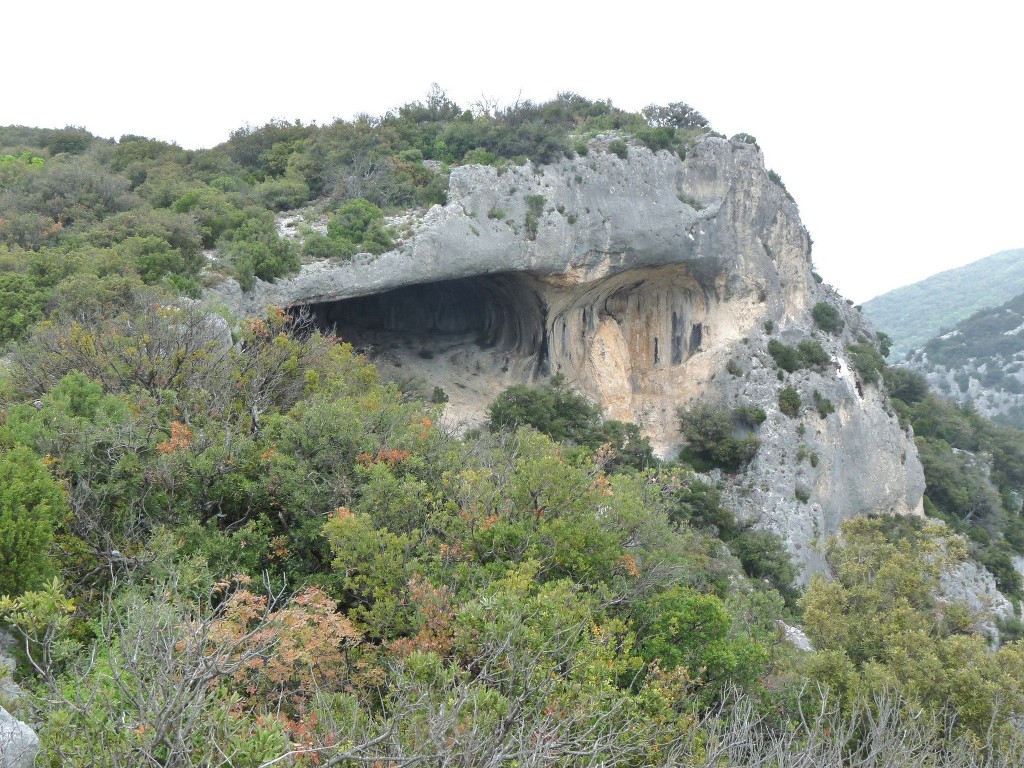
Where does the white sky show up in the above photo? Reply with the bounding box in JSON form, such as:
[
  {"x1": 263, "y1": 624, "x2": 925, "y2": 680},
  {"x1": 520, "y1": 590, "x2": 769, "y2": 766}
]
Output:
[{"x1": 3, "y1": 0, "x2": 1021, "y2": 302}]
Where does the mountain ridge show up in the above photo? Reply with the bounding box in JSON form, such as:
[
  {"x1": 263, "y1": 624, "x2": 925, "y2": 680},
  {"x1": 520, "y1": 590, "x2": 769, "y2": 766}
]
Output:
[{"x1": 862, "y1": 247, "x2": 1024, "y2": 358}]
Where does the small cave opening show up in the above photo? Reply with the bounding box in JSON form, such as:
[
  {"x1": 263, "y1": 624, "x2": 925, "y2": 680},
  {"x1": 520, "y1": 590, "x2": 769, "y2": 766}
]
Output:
[{"x1": 290, "y1": 273, "x2": 548, "y2": 363}]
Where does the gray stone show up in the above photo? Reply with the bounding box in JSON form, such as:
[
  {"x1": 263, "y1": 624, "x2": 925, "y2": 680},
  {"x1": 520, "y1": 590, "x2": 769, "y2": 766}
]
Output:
[
  {"x1": 0, "y1": 631, "x2": 25, "y2": 710},
  {"x1": 0, "y1": 707, "x2": 38, "y2": 768},
  {"x1": 778, "y1": 621, "x2": 814, "y2": 652},
  {"x1": 940, "y1": 560, "x2": 1015, "y2": 643}
]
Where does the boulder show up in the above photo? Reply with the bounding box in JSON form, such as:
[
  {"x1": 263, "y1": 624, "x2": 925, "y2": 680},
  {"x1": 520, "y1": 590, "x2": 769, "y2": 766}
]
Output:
[{"x1": 0, "y1": 707, "x2": 38, "y2": 768}]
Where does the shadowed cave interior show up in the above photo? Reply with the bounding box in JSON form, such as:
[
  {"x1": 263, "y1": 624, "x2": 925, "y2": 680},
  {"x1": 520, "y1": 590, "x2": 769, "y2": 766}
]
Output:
[
  {"x1": 292, "y1": 273, "x2": 549, "y2": 370},
  {"x1": 287, "y1": 266, "x2": 710, "y2": 430}
]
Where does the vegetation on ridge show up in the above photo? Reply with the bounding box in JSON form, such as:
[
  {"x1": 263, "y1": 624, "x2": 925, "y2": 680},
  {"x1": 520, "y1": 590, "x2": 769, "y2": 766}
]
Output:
[{"x1": 0, "y1": 88, "x2": 721, "y2": 345}]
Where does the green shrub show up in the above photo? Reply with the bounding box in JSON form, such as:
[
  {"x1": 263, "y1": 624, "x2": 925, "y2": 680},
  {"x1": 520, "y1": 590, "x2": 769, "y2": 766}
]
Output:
[
  {"x1": 327, "y1": 197, "x2": 395, "y2": 254},
  {"x1": 729, "y1": 528, "x2": 800, "y2": 604},
  {"x1": 797, "y1": 339, "x2": 830, "y2": 368},
  {"x1": 524, "y1": 194, "x2": 545, "y2": 240},
  {"x1": 0, "y1": 272, "x2": 48, "y2": 345},
  {"x1": 778, "y1": 386, "x2": 801, "y2": 418},
  {"x1": 172, "y1": 186, "x2": 247, "y2": 247},
  {"x1": 488, "y1": 375, "x2": 653, "y2": 471},
  {"x1": 847, "y1": 342, "x2": 886, "y2": 384},
  {"x1": 257, "y1": 171, "x2": 310, "y2": 210},
  {"x1": 0, "y1": 445, "x2": 66, "y2": 596},
  {"x1": 634, "y1": 125, "x2": 675, "y2": 153},
  {"x1": 768, "y1": 339, "x2": 801, "y2": 373},
  {"x1": 302, "y1": 230, "x2": 355, "y2": 260},
  {"x1": 883, "y1": 367, "x2": 928, "y2": 404},
  {"x1": 669, "y1": 480, "x2": 739, "y2": 539},
  {"x1": 726, "y1": 359, "x2": 742, "y2": 377},
  {"x1": 608, "y1": 139, "x2": 629, "y2": 159},
  {"x1": 361, "y1": 220, "x2": 397, "y2": 254},
  {"x1": 979, "y1": 548, "x2": 1023, "y2": 596},
  {"x1": 303, "y1": 198, "x2": 396, "y2": 260},
  {"x1": 812, "y1": 390, "x2": 835, "y2": 418},
  {"x1": 734, "y1": 404, "x2": 767, "y2": 428},
  {"x1": 767, "y1": 337, "x2": 833, "y2": 374},
  {"x1": 763, "y1": 320, "x2": 774, "y2": 335},
  {"x1": 115, "y1": 235, "x2": 193, "y2": 286},
  {"x1": 997, "y1": 613, "x2": 1024, "y2": 644},
  {"x1": 678, "y1": 404, "x2": 760, "y2": 472},
  {"x1": 461, "y1": 148, "x2": 498, "y2": 165},
  {"x1": 811, "y1": 302, "x2": 844, "y2": 335},
  {"x1": 876, "y1": 331, "x2": 893, "y2": 358},
  {"x1": 219, "y1": 216, "x2": 300, "y2": 290},
  {"x1": 635, "y1": 586, "x2": 769, "y2": 704}
]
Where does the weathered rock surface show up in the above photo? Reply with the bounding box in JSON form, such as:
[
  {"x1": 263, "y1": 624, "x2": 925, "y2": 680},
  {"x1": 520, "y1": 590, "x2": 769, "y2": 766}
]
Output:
[
  {"x1": 0, "y1": 633, "x2": 39, "y2": 768},
  {"x1": 940, "y1": 560, "x2": 1015, "y2": 642},
  {"x1": 0, "y1": 707, "x2": 38, "y2": 768},
  {"x1": 0, "y1": 633, "x2": 19, "y2": 703},
  {"x1": 210, "y1": 136, "x2": 925, "y2": 578},
  {"x1": 709, "y1": 301, "x2": 926, "y2": 577},
  {"x1": 778, "y1": 621, "x2": 814, "y2": 652}
]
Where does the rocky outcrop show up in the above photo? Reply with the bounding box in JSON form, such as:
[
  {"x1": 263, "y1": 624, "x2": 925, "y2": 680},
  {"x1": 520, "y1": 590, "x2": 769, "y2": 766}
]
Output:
[
  {"x1": 940, "y1": 560, "x2": 1015, "y2": 642},
  {"x1": 215, "y1": 138, "x2": 814, "y2": 442},
  {"x1": 778, "y1": 621, "x2": 814, "y2": 652},
  {"x1": 707, "y1": 304, "x2": 926, "y2": 577},
  {"x1": 0, "y1": 634, "x2": 37, "y2": 768},
  {"x1": 209, "y1": 136, "x2": 925, "y2": 577},
  {"x1": 0, "y1": 708, "x2": 38, "y2": 768}
]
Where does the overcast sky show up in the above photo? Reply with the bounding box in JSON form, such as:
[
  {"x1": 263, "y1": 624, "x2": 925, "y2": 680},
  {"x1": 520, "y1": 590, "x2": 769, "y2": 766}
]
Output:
[{"x1": 4, "y1": 1, "x2": 1021, "y2": 302}]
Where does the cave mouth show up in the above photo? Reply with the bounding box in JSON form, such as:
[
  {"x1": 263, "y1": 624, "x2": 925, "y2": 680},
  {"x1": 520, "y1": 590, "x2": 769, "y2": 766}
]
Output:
[{"x1": 291, "y1": 273, "x2": 548, "y2": 361}]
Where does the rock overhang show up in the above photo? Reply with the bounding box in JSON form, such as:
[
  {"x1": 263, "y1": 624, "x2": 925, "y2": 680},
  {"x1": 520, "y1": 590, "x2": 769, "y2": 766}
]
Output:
[{"x1": 206, "y1": 135, "x2": 928, "y2": 580}]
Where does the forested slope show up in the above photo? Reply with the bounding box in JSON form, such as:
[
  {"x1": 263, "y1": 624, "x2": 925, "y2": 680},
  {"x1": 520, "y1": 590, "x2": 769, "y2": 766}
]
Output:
[{"x1": 862, "y1": 248, "x2": 1024, "y2": 359}]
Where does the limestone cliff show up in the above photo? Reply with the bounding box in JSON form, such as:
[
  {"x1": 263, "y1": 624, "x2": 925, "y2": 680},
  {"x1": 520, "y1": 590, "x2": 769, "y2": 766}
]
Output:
[{"x1": 210, "y1": 135, "x2": 925, "y2": 578}]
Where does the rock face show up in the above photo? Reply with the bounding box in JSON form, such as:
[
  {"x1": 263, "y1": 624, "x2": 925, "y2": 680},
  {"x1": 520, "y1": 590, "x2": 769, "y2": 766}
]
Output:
[
  {"x1": 0, "y1": 708, "x2": 38, "y2": 768},
  {"x1": 0, "y1": 634, "x2": 37, "y2": 768},
  {"x1": 708, "y1": 303, "x2": 926, "y2": 577},
  {"x1": 940, "y1": 561, "x2": 1015, "y2": 642},
  {"x1": 210, "y1": 135, "x2": 925, "y2": 578}
]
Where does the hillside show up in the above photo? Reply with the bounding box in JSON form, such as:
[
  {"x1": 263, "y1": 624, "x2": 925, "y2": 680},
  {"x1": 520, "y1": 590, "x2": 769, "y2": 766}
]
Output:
[
  {"x1": 1, "y1": 93, "x2": 1024, "y2": 766},
  {"x1": 862, "y1": 248, "x2": 1024, "y2": 359},
  {"x1": 902, "y1": 291, "x2": 1024, "y2": 428}
]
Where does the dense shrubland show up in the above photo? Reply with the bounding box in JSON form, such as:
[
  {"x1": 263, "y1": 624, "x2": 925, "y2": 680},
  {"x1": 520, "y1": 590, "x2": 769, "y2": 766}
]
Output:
[
  {"x1": 0, "y1": 293, "x2": 1019, "y2": 764},
  {"x1": 1, "y1": 301, "x2": 1021, "y2": 763},
  {"x1": 887, "y1": 366, "x2": 1024, "y2": 596},
  {"x1": 2, "y1": 93, "x2": 1024, "y2": 764}
]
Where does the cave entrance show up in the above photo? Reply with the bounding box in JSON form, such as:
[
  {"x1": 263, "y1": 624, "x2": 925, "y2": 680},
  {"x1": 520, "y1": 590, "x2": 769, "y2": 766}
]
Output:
[{"x1": 291, "y1": 272, "x2": 548, "y2": 367}]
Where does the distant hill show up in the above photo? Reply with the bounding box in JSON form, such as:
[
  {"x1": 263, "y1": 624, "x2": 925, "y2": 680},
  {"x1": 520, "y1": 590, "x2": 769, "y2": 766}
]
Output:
[
  {"x1": 861, "y1": 248, "x2": 1024, "y2": 359},
  {"x1": 904, "y1": 291, "x2": 1024, "y2": 428}
]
